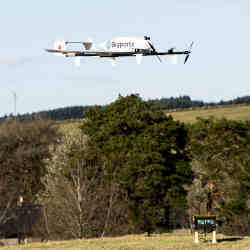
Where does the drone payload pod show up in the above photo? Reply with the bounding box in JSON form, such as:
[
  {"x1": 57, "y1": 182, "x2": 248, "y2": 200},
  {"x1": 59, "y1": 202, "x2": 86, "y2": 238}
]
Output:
[
  {"x1": 75, "y1": 57, "x2": 81, "y2": 67},
  {"x1": 172, "y1": 55, "x2": 177, "y2": 65},
  {"x1": 109, "y1": 57, "x2": 116, "y2": 67},
  {"x1": 136, "y1": 54, "x2": 143, "y2": 65}
]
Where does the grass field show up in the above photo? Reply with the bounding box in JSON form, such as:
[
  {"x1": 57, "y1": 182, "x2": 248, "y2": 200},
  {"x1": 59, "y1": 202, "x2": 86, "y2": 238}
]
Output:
[
  {"x1": 166, "y1": 105, "x2": 250, "y2": 123},
  {"x1": 1, "y1": 233, "x2": 250, "y2": 250},
  {"x1": 59, "y1": 104, "x2": 250, "y2": 129}
]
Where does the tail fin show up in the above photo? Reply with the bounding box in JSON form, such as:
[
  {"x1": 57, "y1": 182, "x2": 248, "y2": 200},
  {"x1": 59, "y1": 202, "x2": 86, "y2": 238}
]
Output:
[
  {"x1": 54, "y1": 40, "x2": 66, "y2": 51},
  {"x1": 54, "y1": 40, "x2": 67, "y2": 56}
]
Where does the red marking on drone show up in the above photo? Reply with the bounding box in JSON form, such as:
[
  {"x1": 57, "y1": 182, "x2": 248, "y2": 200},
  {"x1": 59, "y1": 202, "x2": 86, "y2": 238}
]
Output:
[{"x1": 58, "y1": 44, "x2": 62, "y2": 50}]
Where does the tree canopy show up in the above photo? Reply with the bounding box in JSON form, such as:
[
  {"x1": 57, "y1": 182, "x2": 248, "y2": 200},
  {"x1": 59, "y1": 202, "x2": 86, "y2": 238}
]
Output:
[
  {"x1": 188, "y1": 117, "x2": 250, "y2": 234},
  {"x1": 0, "y1": 120, "x2": 60, "y2": 204},
  {"x1": 81, "y1": 94, "x2": 193, "y2": 234}
]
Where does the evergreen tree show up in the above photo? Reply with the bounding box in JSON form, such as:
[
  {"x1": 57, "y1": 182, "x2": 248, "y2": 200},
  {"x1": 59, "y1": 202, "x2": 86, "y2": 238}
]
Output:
[
  {"x1": 188, "y1": 117, "x2": 250, "y2": 235},
  {"x1": 0, "y1": 121, "x2": 60, "y2": 202},
  {"x1": 81, "y1": 94, "x2": 193, "y2": 235},
  {"x1": 0, "y1": 120, "x2": 60, "y2": 225}
]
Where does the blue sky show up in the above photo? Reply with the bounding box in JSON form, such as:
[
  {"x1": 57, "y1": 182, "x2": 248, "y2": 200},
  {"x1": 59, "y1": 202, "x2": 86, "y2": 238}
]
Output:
[{"x1": 1, "y1": 0, "x2": 249, "y2": 116}]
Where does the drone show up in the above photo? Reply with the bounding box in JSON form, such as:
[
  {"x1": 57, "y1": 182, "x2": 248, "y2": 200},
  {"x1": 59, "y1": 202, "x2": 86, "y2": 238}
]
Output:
[{"x1": 45, "y1": 36, "x2": 193, "y2": 66}]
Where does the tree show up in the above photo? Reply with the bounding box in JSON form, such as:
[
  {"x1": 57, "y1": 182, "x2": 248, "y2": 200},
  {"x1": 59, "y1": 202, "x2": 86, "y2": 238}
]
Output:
[
  {"x1": 81, "y1": 94, "x2": 193, "y2": 235},
  {"x1": 188, "y1": 117, "x2": 250, "y2": 235},
  {"x1": 0, "y1": 120, "x2": 60, "y2": 226},
  {"x1": 42, "y1": 126, "x2": 131, "y2": 239}
]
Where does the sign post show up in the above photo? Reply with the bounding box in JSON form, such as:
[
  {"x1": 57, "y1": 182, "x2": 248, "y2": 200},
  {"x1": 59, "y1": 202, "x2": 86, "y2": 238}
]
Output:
[
  {"x1": 212, "y1": 230, "x2": 217, "y2": 244},
  {"x1": 194, "y1": 231, "x2": 199, "y2": 244},
  {"x1": 192, "y1": 216, "x2": 217, "y2": 244}
]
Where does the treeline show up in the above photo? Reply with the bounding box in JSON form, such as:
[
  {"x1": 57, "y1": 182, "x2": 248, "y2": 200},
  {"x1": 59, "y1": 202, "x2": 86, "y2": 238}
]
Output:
[
  {"x1": 154, "y1": 95, "x2": 250, "y2": 109},
  {"x1": 2, "y1": 95, "x2": 250, "y2": 122},
  {"x1": 38, "y1": 106, "x2": 92, "y2": 121},
  {"x1": 0, "y1": 94, "x2": 249, "y2": 241},
  {"x1": 0, "y1": 106, "x2": 91, "y2": 122}
]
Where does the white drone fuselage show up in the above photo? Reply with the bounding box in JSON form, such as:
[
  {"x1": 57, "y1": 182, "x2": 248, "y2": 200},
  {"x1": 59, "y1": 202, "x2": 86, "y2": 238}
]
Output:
[{"x1": 47, "y1": 36, "x2": 192, "y2": 66}]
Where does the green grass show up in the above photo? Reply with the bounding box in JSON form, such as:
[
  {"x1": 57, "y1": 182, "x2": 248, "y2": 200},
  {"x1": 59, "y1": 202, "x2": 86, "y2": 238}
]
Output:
[
  {"x1": 1, "y1": 233, "x2": 250, "y2": 250},
  {"x1": 166, "y1": 105, "x2": 250, "y2": 123}
]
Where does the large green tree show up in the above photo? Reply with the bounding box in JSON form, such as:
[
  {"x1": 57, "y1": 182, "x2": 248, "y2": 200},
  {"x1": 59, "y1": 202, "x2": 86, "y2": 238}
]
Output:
[
  {"x1": 188, "y1": 117, "x2": 250, "y2": 235},
  {"x1": 81, "y1": 94, "x2": 192, "y2": 234},
  {"x1": 0, "y1": 120, "x2": 60, "y2": 225}
]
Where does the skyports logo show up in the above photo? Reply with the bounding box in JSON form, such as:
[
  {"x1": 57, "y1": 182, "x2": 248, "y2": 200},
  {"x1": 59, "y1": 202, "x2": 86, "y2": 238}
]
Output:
[
  {"x1": 106, "y1": 40, "x2": 135, "y2": 49},
  {"x1": 112, "y1": 41, "x2": 135, "y2": 49}
]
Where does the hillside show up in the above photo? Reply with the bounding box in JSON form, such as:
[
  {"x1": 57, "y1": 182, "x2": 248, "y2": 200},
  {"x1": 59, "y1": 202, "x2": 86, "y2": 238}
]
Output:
[
  {"x1": 167, "y1": 104, "x2": 250, "y2": 123},
  {"x1": 59, "y1": 104, "x2": 250, "y2": 129},
  {"x1": 2, "y1": 95, "x2": 250, "y2": 122}
]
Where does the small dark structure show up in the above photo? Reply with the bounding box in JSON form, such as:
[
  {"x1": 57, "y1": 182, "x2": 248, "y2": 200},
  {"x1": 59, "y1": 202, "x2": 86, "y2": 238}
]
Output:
[
  {"x1": 192, "y1": 215, "x2": 217, "y2": 234},
  {"x1": 192, "y1": 215, "x2": 218, "y2": 244},
  {"x1": 0, "y1": 204, "x2": 42, "y2": 244}
]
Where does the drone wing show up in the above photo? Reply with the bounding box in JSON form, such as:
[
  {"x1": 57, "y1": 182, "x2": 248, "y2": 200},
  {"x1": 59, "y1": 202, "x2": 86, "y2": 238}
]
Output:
[
  {"x1": 45, "y1": 49, "x2": 136, "y2": 57},
  {"x1": 45, "y1": 49, "x2": 82, "y2": 54}
]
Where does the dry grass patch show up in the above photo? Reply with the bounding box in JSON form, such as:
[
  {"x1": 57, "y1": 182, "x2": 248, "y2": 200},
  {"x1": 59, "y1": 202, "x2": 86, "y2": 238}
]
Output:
[
  {"x1": 1, "y1": 233, "x2": 249, "y2": 250},
  {"x1": 167, "y1": 105, "x2": 250, "y2": 123}
]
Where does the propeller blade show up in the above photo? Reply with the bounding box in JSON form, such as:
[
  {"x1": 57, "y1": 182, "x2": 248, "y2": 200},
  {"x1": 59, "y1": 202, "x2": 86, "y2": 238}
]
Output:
[
  {"x1": 156, "y1": 54, "x2": 162, "y2": 63},
  {"x1": 189, "y1": 41, "x2": 194, "y2": 51},
  {"x1": 147, "y1": 41, "x2": 156, "y2": 52},
  {"x1": 147, "y1": 41, "x2": 162, "y2": 63},
  {"x1": 184, "y1": 42, "x2": 193, "y2": 64},
  {"x1": 156, "y1": 55, "x2": 162, "y2": 63},
  {"x1": 184, "y1": 54, "x2": 190, "y2": 64}
]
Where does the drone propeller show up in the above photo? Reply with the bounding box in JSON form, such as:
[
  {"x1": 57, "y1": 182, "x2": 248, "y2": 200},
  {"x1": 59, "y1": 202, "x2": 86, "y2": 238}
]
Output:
[
  {"x1": 184, "y1": 54, "x2": 190, "y2": 64},
  {"x1": 184, "y1": 41, "x2": 194, "y2": 64},
  {"x1": 147, "y1": 41, "x2": 162, "y2": 63}
]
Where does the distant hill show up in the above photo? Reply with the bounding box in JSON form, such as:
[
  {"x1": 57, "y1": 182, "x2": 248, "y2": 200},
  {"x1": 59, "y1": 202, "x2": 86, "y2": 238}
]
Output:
[
  {"x1": 168, "y1": 104, "x2": 250, "y2": 123},
  {"x1": 1, "y1": 95, "x2": 250, "y2": 122}
]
